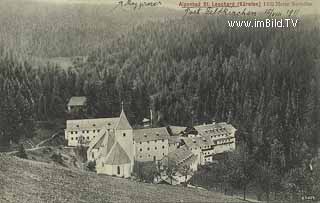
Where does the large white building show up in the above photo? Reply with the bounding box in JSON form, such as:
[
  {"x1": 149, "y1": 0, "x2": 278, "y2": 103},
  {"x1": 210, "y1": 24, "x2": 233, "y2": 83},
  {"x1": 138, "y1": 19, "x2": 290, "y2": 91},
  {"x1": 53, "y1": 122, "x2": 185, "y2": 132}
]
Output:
[
  {"x1": 66, "y1": 109, "x2": 134, "y2": 177},
  {"x1": 64, "y1": 108, "x2": 237, "y2": 179},
  {"x1": 133, "y1": 127, "x2": 169, "y2": 162},
  {"x1": 181, "y1": 122, "x2": 236, "y2": 164}
]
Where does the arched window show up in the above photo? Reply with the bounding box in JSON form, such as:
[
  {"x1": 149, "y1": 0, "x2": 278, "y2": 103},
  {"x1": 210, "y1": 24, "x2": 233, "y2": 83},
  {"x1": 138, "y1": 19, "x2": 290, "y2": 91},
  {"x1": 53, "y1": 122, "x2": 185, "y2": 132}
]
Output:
[{"x1": 117, "y1": 166, "x2": 120, "y2": 175}]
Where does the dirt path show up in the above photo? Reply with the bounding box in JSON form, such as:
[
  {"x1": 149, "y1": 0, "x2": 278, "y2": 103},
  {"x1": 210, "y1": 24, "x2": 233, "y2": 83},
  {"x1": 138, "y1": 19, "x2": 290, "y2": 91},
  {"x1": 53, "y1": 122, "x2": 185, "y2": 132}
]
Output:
[
  {"x1": 35, "y1": 131, "x2": 61, "y2": 147},
  {"x1": 5, "y1": 146, "x2": 48, "y2": 155},
  {"x1": 4, "y1": 130, "x2": 62, "y2": 155}
]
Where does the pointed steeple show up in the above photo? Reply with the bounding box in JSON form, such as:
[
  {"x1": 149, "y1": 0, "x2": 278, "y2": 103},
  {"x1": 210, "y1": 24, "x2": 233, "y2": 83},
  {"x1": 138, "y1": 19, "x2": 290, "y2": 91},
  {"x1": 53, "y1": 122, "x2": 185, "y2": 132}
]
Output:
[{"x1": 115, "y1": 102, "x2": 132, "y2": 130}]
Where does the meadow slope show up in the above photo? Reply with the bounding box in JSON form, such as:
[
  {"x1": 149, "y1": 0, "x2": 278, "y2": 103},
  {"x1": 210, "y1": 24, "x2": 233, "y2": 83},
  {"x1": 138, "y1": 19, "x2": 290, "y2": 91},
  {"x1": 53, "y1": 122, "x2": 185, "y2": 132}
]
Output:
[{"x1": 0, "y1": 155, "x2": 244, "y2": 203}]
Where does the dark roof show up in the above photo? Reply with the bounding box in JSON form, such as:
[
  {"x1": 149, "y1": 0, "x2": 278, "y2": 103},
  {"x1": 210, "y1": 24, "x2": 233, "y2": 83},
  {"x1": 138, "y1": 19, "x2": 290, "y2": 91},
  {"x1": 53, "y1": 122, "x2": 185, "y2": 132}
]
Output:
[
  {"x1": 115, "y1": 110, "x2": 132, "y2": 130},
  {"x1": 67, "y1": 96, "x2": 87, "y2": 106},
  {"x1": 133, "y1": 127, "x2": 169, "y2": 143},
  {"x1": 167, "y1": 146, "x2": 194, "y2": 165},
  {"x1": 66, "y1": 117, "x2": 119, "y2": 130},
  {"x1": 181, "y1": 136, "x2": 214, "y2": 148},
  {"x1": 103, "y1": 142, "x2": 131, "y2": 165},
  {"x1": 161, "y1": 146, "x2": 198, "y2": 172}
]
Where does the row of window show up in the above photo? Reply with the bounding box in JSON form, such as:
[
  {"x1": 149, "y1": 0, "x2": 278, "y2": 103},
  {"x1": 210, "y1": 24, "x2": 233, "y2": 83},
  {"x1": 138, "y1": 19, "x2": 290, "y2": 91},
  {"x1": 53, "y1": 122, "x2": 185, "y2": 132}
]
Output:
[
  {"x1": 70, "y1": 135, "x2": 95, "y2": 141},
  {"x1": 139, "y1": 145, "x2": 166, "y2": 152},
  {"x1": 210, "y1": 133, "x2": 232, "y2": 139},
  {"x1": 204, "y1": 128, "x2": 227, "y2": 134},
  {"x1": 137, "y1": 139, "x2": 166, "y2": 145},
  {"x1": 70, "y1": 129, "x2": 101, "y2": 134},
  {"x1": 138, "y1": 153, "x2": 165, "y2": 159}
]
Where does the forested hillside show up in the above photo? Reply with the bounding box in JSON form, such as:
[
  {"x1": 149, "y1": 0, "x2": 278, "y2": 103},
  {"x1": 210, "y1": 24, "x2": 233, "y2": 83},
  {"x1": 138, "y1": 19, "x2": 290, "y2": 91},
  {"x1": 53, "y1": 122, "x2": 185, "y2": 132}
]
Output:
[{"x1": 0, "y1": 14, "x2": 319, "y2": 199}]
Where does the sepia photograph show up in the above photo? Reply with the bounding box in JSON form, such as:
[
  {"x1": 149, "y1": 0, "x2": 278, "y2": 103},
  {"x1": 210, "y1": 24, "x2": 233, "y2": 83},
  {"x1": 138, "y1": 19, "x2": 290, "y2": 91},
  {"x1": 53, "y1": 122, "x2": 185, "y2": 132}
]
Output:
[{"x1": 0, "y1": 0, "x2": 319, "y2": 202}]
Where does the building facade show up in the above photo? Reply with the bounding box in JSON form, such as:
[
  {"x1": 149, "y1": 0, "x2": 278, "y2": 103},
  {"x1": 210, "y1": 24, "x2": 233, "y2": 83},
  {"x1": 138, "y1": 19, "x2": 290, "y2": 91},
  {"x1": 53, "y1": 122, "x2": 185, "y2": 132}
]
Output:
[
  {"x1": 133, "y1": 127, "x2": 169, "y2": 162},
  {"x1": 181, "y1": 122, "x2": 236, "y2": 165},
  {"x1": 65, "y1": 108, "x2": 237, "y2": 179}
]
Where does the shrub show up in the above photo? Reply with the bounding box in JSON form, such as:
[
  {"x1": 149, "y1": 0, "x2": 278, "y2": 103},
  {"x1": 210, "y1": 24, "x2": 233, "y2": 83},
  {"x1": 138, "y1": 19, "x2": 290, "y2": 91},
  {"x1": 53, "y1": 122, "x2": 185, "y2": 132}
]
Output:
[{"x1": 16, "y1": 144, "x2": 28, "y2": 159}]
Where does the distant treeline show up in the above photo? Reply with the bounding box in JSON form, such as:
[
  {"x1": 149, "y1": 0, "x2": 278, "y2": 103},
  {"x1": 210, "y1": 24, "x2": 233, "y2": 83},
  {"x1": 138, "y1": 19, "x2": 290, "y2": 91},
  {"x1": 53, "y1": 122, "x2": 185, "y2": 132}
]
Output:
[{"x1": 0, "y1": 0, "x2": 180, "y2": 58}]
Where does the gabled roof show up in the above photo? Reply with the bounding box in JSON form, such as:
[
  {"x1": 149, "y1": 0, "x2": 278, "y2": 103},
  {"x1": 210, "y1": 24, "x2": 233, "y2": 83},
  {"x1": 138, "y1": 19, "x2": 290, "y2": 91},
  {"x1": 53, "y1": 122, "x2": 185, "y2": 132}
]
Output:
[
  {"x1": 161, "y1": 146, "x2": 197, "y2": 171},
  {"x1": 103, "y1": 142, "x2": 131, "y2": 165},
  {"x1": 67, "y1": 96, "x2": 87, "y2": 106},
  {"x1": 168, "y1": 126, "x2": 187, "y2": 135},
  {"x1": 97, "y1": 131, "x2": 115, "y2": 159},
  {"x1": 194, "y1": 122, "x2": 236, "y2": 136},
  {"x1": 167, "y1": 146, "x2": 194, "y2": 165},
  {"x1": 66, "y1": 117, "x2": 119, "y2": 130},
  {"x1": 88, "y1": 128, "x2": 107, "y2": 151},
  {"x1": 133, "y1": 127, "x2": 169, "y2": 143},
  {"x1": 181, "y1": 136, "x2": 214, "y2": 149},
  {"x1": 115, "y1": 110, "x2": 132, "y2": 130}
]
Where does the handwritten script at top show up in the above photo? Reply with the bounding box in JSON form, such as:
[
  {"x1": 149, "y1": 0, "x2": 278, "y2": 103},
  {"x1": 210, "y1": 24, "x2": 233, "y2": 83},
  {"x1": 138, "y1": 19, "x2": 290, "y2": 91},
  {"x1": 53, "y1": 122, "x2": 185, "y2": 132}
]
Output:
[{"x1": 117, "y1": 0, "x2": 162, "y2": 10}]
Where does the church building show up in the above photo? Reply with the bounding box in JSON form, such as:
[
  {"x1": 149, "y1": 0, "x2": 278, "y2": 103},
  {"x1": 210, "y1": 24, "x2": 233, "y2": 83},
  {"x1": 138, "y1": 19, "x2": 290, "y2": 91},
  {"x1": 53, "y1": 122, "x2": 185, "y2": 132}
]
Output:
[{"x1": 66, "y1": 107, "x2": 134, "y2": 178}]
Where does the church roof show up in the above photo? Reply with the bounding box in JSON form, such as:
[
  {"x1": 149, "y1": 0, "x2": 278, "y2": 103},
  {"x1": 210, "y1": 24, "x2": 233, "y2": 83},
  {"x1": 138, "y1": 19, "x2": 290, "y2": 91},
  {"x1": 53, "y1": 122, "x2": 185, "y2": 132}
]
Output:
[
  {"x1": 103, "y1": 142, "x2": 131, "y2": 165},
  {"x1": 88, "y1": 129, "x2": 106, "y2": 151},
  {"x1": 115, "y1": 110, "x2": 132, "y2": 130},
  {"x1": 67, "y1": 96, "x2": 87, "y2": 106},
  {"x1": 97, "y1": 131, "x2": 115, "y2": 159}
]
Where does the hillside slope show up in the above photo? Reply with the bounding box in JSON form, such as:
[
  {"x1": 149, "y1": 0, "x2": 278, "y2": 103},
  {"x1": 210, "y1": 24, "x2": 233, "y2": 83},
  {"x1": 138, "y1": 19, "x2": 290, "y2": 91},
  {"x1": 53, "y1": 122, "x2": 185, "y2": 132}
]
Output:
[{"x1": 0, "y1": 155, "x2": 243, "y2": 203}]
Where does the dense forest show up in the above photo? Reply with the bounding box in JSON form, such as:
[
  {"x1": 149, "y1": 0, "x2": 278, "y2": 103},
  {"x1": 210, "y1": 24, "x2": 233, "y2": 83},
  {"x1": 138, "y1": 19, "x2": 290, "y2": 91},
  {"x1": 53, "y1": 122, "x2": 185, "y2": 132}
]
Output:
[{"x1": 0, "y1": 14, "x2": 319, "y2": 200}]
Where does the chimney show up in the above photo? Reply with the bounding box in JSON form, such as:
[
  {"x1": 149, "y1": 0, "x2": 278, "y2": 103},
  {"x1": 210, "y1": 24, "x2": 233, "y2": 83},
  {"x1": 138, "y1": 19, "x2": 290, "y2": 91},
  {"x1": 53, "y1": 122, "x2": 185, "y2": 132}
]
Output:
[{"x1": 150, "y1": 107, "x2": 153, "y2": 127}]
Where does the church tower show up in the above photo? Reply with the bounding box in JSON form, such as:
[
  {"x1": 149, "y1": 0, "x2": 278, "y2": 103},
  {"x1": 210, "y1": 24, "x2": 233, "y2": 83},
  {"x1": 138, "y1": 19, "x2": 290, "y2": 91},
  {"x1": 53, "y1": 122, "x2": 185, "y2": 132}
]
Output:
[{"x1": 114, "y1": 102, "x2": 134, "y2": 172}]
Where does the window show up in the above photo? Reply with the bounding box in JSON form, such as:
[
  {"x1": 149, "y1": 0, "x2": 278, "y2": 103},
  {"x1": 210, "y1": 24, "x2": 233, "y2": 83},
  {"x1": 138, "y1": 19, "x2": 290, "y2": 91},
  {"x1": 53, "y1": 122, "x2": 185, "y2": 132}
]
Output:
[
  {"x1": 82, "y1": 130, "x2": 85, "y2": 133},
  {"x1": 93, "y1": 124, "x2": 96, "y2": 127},
  {"x1": 117, "y1": 166, "x2": 120, "y2": 175},
  {"x1": 97, "y1": 129, "x2": 100, "y2": 132},
  {"x1": 147, "y1": 147, "x2": 150, "y2": 151},
  {"x1": 71, "y1": 137, "x2": 74, "y2": 140},
  {"x1": 93, "y1": 136, "x2": 95, "y2": 138},
  {"x1": 75, "y1": 131, "x2": 78, "y2": 134},
  {"x1": 140, "y1": 142, "x2": 142, "y2": 144},
  {"x1": 92, "y1": 153, "x2": 94, "y2": 159},
  {"x1": 87, "y1": 136, "x2": 89, "y2": 140},
  {"x1": 87, "y1": 130, "x2": 89, "y2": 133},
  {"x1": 140, "y1": 156, "x2": 142, "y2": 158},
  {"x1": 155, "y1": 147, "x2": 157, "y2": 150},
  {"x1": 140, "y1": 148, "x2": 142, "y2": 152},
  {"x1": 123, "y1": 133, "x2": 126, "y2": 137},
  {"x1": 71, "y1": 131, "x2": 74, "y2": 134},
  {"x1": 162, "y1": 139, "x2": 164, "y2": 142},
  {"x1": 155, "y1": 140, "x2": 157, "y2": 143},
  {"x1": 153, "y1": 156, "x2": 156, "y2": 162},
  {"x1": 163, "y1": 153, "x2": 165, "y2": 156},
  {"x1": 76, "y1": 137, "x2": 78, "y2": 140},
  {"x1": 147, "y1": 141, "x2": 149, "y2": 144},
  {"x1": 76, "y1": 125, "x2": 79, "y2": 127},
  {"x1": 162, "y1": 146, "x2": 165, "y2": 149},
  {"x1": 93, "y1": 130, "x2": 96, "y2": 133}
]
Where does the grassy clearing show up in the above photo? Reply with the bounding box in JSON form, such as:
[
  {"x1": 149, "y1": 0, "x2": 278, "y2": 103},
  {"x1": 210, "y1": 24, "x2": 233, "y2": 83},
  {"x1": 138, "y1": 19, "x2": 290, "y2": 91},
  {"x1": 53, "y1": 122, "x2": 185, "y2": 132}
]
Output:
[{"x1": 0, "y1": 154, "x2": 244, "y2": 203}]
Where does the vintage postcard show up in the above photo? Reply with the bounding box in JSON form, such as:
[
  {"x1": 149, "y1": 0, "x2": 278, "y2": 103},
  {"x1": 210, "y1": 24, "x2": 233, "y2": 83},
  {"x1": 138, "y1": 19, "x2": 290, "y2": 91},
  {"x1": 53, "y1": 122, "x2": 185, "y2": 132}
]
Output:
[{"x1": 0, "y1": 0, "x2": 319, "y2": 202}]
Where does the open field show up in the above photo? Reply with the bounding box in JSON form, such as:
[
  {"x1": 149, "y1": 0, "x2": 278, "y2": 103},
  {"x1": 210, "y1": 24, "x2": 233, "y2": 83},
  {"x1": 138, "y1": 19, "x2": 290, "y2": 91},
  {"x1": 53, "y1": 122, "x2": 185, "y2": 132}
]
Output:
[{"x1": 0, "y1": 154, "x2": 244, "y2": 203}]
